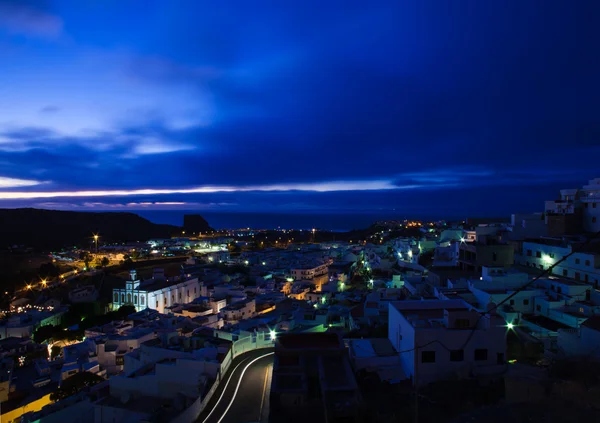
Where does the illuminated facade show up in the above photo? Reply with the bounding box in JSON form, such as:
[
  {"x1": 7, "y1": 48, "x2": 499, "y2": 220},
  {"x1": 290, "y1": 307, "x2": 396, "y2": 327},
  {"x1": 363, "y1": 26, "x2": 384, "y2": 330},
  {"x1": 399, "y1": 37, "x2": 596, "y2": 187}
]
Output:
[{"x1": 112, "y1": 269, "x2": 200, "y2": 313}]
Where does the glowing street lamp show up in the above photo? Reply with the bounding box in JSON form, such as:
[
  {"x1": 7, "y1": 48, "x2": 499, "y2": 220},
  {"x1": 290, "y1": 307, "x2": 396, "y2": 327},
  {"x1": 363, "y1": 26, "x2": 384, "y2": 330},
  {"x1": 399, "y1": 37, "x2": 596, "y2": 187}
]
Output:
[
  {"x1": 269, "y1": 330, "x2": 277, "y2": 341},
  {"x1": 93, "y1": 234, "x2": 99, "y2": 255},
  {"x1": 542, "y1": 254, "x2": 553, "y2": 265},
  {"x1": 460, "y1": 237, "x2": 466, "y2": 243},
  {"x1": 506, "y1": 322, "x2": 515, "y2": 330},
  {"x1": 41, "y1": 279, "x2": 47, "y2": 287}
]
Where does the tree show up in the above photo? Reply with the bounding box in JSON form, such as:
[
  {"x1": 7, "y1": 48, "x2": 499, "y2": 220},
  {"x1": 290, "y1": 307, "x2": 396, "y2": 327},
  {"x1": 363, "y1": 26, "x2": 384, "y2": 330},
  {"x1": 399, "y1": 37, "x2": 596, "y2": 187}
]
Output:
[
  {"x1": 33, "y1": 324, "x2": 60, "y2": 343},
  {"x1": 50, "y1": 371, "x2": 104, "y2": 402},
  {"x1": 117, "y1": 304, "x2": 136, "y2": 318},
  {"x1": 101, "y1": 257, "x2": 110, "y2": 268}
]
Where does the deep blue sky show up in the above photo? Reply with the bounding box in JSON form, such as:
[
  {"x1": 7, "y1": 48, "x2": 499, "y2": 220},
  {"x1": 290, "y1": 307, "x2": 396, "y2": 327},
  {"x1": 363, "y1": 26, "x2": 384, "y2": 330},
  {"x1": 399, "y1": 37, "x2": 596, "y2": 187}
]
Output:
[{"x1": 0, "y1": 0, "x2": 599, "y2": 217}]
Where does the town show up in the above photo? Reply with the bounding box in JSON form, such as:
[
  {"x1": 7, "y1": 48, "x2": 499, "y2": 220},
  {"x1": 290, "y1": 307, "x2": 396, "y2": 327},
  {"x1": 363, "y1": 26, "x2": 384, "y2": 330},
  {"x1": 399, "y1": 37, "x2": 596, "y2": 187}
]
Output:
[{"x1": 0, "y1": 177, "x2": 598, "y2": 423}]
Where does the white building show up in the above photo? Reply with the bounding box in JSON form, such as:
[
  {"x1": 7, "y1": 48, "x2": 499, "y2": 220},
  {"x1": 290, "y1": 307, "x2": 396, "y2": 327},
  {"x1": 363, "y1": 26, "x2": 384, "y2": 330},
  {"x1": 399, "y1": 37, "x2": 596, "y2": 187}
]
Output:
[
  {"x1": 516, "y1": 240, "x2": 600, "y2": 286},
  {"x1": 68, "y1": 285, "x2": 98, "y2": 303},
  {"x1": 581, "y1": 178, "x2": 600, "y2": 232},
  {"x1": 388, "y1": 299, "x2": 506, "y2": 386},
  {"x1": 290, "y1": 262, "x2": 328, "y2": 280},
  {"x1": 112, "y1": 270, "x2": 201, "y2": 314},
  {"x1": 558, "y1": 315, "x2": 600, "y2": 358},
  {"x1": 220, "y1": 299, "x2": 256, "y2": 323}
]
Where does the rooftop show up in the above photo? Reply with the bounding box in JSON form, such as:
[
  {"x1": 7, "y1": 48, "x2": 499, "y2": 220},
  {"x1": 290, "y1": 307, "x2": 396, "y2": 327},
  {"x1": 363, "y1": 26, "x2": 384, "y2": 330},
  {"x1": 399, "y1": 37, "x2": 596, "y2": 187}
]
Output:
[{"x1": 276, "y1": 333, "x2": 343, "y2": 350}]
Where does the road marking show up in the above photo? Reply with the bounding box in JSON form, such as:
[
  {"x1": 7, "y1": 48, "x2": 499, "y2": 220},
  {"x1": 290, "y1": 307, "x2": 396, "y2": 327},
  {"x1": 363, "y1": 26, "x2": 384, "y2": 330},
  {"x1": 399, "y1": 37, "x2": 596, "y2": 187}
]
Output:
[
  {"x1": 201, "y1": 355, "x2": 252, "y2": 423},
  {"x1": 258, "y1": 364, "x2": 269, "y2": 421},
  {"x1": 216, "y1": 352, "x2": 274, "y2": 423}
]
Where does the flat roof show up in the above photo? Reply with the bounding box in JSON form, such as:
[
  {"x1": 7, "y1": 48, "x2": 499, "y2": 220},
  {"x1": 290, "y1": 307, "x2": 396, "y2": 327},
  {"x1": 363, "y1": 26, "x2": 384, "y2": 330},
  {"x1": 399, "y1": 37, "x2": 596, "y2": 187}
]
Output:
[{"x1": 277, "y1": 333, "x2": 342, "y2": 350}]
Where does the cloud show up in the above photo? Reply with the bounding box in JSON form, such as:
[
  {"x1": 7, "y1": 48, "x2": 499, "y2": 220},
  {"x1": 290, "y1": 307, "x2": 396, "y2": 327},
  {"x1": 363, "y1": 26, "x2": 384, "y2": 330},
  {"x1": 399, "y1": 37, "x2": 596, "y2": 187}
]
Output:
[
  {"x1": 0, "y1": 176, "x2": 46, "y2": 188},
  {"x1": 0, "y1": 179, "x2": 403, "y2": 200},
  {"x1": 0, "y1": 1, "x2": 63, "y2": 38},
  {"x1": 39, "y1": 105, "x2": 60, "y2": 113}
]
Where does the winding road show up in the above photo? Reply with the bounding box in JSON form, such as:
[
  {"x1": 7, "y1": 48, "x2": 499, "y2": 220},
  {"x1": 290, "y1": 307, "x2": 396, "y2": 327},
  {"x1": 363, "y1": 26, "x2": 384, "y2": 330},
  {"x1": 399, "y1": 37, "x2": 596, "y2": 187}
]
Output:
[{"x1": 198, "y1": 349, "x2": 274, "y2": 423}]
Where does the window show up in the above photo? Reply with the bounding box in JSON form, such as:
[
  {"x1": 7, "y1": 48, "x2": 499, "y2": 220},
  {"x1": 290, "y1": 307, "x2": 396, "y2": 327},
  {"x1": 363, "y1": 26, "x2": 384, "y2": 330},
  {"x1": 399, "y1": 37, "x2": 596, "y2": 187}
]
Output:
[
  {"x1": 593, "y1": 217, "x2": 597, "y2": 223},
  {"x1": 523, "y1": 299, "x2": 529, "y2": 305},
  {"x1": 474, "y1": 349, "x2": 488, "y2": 361},
  {"x1": 455, "y1": 319, "x2": 470, "y2": 328},
  {"x1": 187, "y1": 290, "x2": 189, "y2": 297},
  {"x1": 536, "y1": 251, "x2": 541, "y2": 258},
  {"x1": 536, "y1": 305, "x2": 541, "y2": 312},
  {"x1": 563, "y1": 269, "x2": 568, "y2": 277},
  {"x1": 579, "y1": 307, "x2": 585, "y2": 313},
  {"x1": 116, "y1": 356, "x2": 124, "y2": 366},
  {"x1": 421, "y1": 351, "x2": 435, "y2": 363},
  {"x1": 575, "y1": 273, "x2": 581, "y2": 281},
  {"x1": 497, "y1": 353, "x2": 505, "y2": 365},
  {"x1": 156, "y1": 300, "x2": 159, "y2": 308},
  {"x1": 594, "y1": 203, "x2": 597, "y2": 209},
  {"x1": 576, "y1": 258, "x2": 580, "y2": 265},
  {"x1": 509, "y1": 299, "x2": 515, "y2": 305},
  {"x1": 585, "y1": 274, "x2": 589, "y2": 283},
  {"x1": 134, "y1": 295, "x2": 137, "y2": 304},
  {"x1": 121, "y1": 293, "x2": 125, "y2": 303},
  {"x1": 492, "y1": 252, "x2": 497, "y2": 262},
  {"x1": 527, "y1": 250, "x2": 532, "y2": 257},
  {"x1": 586, "y1": 260, "x2": 591, "y2": 266},
  {"x1": 141, "y1": 297, "x2": 145, "y2": 305},
  {"x1": 127, "y1": 293, "x2": 131, "y2": 304},
  {"x1": 450, "y1": 350, "x2": 464, "y2": 362}
]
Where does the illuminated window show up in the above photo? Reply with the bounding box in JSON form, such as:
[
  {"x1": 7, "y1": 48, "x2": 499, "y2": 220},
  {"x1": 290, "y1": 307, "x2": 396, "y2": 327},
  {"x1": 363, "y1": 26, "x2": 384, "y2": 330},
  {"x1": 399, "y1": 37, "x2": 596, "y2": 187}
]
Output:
[
  {"x1": 127, "y1": 293, "x2": 131, "y2": 303},
  {"x1": 141, "y1": 297, "x2": 145, "y2": 305}
]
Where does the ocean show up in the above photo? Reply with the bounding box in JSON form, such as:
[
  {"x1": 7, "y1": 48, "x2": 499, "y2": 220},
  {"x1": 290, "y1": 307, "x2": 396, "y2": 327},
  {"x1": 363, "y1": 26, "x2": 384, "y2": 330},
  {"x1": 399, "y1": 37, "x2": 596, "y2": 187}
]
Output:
[{"x1": 134, "y1": 210, "x2": 444, "y2": 232}]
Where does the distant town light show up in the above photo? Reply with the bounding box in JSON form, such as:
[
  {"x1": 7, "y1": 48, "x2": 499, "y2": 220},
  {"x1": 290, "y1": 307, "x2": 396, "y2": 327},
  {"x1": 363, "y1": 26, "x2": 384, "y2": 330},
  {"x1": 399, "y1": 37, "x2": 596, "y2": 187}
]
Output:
[{"x1": 244, "y1": 260, "x2": 249, "y2": 265}]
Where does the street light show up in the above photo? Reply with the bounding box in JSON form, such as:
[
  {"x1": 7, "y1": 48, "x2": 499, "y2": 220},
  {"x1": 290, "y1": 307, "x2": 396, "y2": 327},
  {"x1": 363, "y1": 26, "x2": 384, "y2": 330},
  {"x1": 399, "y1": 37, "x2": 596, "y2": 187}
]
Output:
[
  {"x1": 269, "y1": 329, "x2": 277, "y2": 341},
  {"x1": 93, "y1": 234, "x2": 99, "y2": 255},
  {"x1": 506, "y1": 322, "x2": 515, "y2": 330}
]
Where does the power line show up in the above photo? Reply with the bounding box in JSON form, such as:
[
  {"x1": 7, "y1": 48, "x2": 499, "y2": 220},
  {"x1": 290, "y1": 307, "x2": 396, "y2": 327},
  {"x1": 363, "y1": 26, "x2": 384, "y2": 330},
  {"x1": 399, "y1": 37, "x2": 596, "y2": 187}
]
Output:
[{"x1": 459, "y1": 229, "x2": 600, "y2": 351}]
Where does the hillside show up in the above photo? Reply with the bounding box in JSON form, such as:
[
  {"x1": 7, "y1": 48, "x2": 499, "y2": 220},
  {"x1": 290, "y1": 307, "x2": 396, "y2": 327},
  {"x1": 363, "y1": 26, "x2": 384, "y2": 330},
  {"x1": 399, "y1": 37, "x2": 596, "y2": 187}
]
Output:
[{"x1": 0, "y1": 208, "x2": 211, "y2": 249}]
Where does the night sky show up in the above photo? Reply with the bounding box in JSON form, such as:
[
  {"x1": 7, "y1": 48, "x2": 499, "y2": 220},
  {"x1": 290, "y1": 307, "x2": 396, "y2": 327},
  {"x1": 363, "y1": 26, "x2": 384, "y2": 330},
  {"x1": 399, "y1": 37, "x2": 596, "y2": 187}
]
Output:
[{"x1": 1, "y1": 0, "x2": 599, "y2": 217}]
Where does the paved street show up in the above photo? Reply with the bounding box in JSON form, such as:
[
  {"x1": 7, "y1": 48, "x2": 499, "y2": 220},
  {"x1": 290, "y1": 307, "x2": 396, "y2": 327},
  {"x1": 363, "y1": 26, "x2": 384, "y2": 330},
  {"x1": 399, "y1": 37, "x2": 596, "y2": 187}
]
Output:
[{"x1": 198, "y1": 349, "x2": 274, "y2": 423}]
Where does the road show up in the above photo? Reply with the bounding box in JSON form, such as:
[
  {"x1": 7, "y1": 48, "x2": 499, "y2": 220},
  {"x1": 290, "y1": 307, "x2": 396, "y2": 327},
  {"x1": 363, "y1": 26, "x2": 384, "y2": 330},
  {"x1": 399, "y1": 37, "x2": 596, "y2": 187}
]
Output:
[{"x1": 198, "y1": 349, "x2": 274, "y2": 423}]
